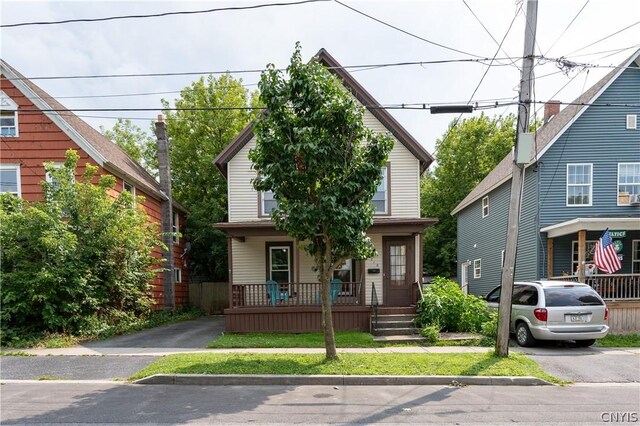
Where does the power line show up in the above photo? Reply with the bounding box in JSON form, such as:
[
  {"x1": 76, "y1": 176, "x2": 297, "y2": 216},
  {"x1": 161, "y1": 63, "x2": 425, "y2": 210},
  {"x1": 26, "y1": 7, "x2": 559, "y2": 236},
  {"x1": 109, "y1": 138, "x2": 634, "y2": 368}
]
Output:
[
  {"x1": 566, "y1": 20, "x2": 640, "y2": 57},
  {"x1": 3, "y1": 57, "x2": 533, "y2": 81},
  {"x1": 543, "y1": 0, "x2": 589, "y2": 56},
  {"x1": 333, "y1": 0, "x2": 485, "y2": 59},
  {"x1": 1, "y1": 0, "x2": 330, "y2": 28}
]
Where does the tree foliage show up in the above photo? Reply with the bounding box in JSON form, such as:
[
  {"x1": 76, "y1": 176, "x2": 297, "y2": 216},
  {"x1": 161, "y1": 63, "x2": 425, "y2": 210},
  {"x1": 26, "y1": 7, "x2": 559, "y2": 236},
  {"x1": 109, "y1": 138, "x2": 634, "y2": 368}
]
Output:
[
  {"x1": 250, "y1": 44, "x2": 393, "y2": 359},
  {"x1": 0, "y1": 150, "x2": 160, "y2": 341},
  {"x1": 101, "y1": 118, "x2": 158, "y2": 176},
  {"x1": 421, "y1": 113, "x2": 516, "y2": 277},
  {"x1": 162, "y1": 74, "x2": 258, "y2": 281}
]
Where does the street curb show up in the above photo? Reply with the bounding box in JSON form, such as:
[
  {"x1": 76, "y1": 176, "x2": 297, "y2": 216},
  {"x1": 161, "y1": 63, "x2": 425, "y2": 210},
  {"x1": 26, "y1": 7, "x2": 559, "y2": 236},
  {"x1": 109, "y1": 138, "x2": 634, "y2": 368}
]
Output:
[{"x1": 134, "y1": 374, "x2": 552, "y2": 386}]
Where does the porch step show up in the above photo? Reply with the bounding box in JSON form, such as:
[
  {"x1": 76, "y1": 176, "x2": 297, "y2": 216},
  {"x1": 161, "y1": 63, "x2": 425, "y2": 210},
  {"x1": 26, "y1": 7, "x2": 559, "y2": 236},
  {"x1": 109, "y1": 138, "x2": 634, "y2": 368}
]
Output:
[
  {"x1": 372, "y1": 335, "x2": 426, "y2": 343},
  {"x1": 376, "y1": 307, "x2": 417, "y2": 315},
  {"x1": 373, "y1": 327, "x2": 421, "y2": 336}
]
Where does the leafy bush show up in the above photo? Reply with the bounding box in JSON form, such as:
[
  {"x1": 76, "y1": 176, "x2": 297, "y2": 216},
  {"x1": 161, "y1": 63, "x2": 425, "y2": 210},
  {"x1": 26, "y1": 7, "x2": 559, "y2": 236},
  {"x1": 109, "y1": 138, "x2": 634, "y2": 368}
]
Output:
[
  {"x1": 1, "y1": 150, "x2": 161, "y2": 343},
  {"x1": 481, "y1": 311, "x2": 498, "y2": 339},
  {"x1": 420, "y1": 324, "x2": 440, "y2": 344},
  {"x1": 416, "y1": 277, "x2": 490, "y2": 333}
]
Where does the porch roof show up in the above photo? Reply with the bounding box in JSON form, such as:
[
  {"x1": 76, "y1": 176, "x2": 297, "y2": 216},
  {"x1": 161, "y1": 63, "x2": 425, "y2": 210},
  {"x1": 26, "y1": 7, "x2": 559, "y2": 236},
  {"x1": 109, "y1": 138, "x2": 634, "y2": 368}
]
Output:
[
  {"x1": 541, "y1": 216, "x2": 640, "y2": 238},
  {"x1": 214, "y1": 217, "x2": 437, "y2": 238}
]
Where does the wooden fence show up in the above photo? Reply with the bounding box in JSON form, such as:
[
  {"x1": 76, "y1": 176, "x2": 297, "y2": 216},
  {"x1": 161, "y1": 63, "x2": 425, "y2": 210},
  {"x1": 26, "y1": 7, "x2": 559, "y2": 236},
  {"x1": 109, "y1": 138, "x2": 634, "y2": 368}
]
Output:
[{"x1": 188, "y1": 282, "x2": 228, "y2": 314}]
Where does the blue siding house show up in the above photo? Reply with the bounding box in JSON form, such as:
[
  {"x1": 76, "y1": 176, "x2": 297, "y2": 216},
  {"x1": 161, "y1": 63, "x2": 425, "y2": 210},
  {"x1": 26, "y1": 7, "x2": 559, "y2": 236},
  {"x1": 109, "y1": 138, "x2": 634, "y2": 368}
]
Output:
[{"x1": 452, "y1": 49, "x2": 640, "y2": 299}]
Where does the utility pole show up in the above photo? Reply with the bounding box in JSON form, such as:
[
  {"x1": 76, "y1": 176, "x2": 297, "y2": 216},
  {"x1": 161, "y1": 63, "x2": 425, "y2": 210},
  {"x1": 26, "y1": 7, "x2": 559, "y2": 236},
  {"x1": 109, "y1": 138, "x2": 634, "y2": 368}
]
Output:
[
  {"x1": 496, "y1": 0, "x2": 538, "y2": 357},
  {"x1": 156, "y1": 114, "x2": 175, "y2": 311}
]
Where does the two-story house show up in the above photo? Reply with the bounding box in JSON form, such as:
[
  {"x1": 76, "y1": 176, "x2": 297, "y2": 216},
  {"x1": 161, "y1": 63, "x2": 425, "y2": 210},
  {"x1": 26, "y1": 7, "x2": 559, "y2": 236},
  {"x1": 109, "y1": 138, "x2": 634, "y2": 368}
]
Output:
[
  {"x1": 0, "y1": 59, "x2": 189, "y2": 308},
  {"x1": 214, "y1": 49, "x2": 435, "y2": 333},
  {"x1": 452, "y1": 50, "x2": 640, "y2": 331}
]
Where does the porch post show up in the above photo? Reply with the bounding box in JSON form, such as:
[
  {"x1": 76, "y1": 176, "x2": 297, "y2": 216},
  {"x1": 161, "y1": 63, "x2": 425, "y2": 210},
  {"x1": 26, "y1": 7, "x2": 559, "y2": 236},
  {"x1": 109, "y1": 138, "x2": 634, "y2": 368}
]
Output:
[
  {"x1": 578, "y1": 229, "x2": 586, "y2": 283},
  {"x1": 227, "y1": 236, "x2": 233, "y2": 309},
  {"x1": 547, "y1": 238, "x2": 554, "y2": 278}
]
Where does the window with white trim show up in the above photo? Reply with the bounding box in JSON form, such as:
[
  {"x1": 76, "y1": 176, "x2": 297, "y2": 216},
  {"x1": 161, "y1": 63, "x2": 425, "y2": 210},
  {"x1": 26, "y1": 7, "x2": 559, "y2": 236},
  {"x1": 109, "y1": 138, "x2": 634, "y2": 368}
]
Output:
[
  {"x1": 633, "y1": 240, "x2": 640, "y2": 274},
  {"x1": 627, "y1": 114, "x2": 637, "y2": 129},
  {"x1": 0, "y1": 91, "x2": 18, "y2": 137},
  {"x1": 0, "y1": 164, "x2": 20, "y2": 196},
  {"x1": 372, "y1": 166, "x2": 388, "y2": 214},
  {"x1": 567, "y1": 164, "x2": 592, "y2": 206},
  {"x1": 618, "y1": 163, "x2": 640, "y2": 205},
  {"x1": 482, "y1": 196, "x2": 489, "y2": 217},
  {"x1": 572, "y1": 240, "x2": 598, "y2": 274},
  {"x1": 473, "y1": 259, "x2": 481, "y2": 279},
  {"x1": 172, "y1": 211, "x2": 180, "y2": 244},
  {"x1": 173, "y1": 267, "x2": 182, "y2": 283},
  {"x1": 261, "y1": 190, "x2": 277, "y2": 216},
  {"x1": 268, "y1": 244, "x2": 292, "y2": 283}
]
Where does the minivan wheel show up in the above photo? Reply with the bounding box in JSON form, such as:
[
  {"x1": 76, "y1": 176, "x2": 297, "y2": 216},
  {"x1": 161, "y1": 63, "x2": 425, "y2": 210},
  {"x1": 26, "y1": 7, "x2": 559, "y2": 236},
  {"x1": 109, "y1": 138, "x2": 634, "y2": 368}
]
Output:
[
  {"x1": 574, "y1": 339, "x2": 596, "y2": 347},
  {"x1": 515, "y1": 323, "x2": 536, "y2": 347}
]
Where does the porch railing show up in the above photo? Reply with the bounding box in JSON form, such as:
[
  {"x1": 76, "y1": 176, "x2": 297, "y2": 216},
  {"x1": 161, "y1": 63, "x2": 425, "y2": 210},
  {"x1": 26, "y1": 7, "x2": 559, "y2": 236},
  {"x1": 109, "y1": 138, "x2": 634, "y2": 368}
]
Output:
[
  {"x1": 549, "y1": 274, "x2": 640, "y2": 301},
  {"x1": 230, "y1": 281, "x2": 362, "y2": 308}
]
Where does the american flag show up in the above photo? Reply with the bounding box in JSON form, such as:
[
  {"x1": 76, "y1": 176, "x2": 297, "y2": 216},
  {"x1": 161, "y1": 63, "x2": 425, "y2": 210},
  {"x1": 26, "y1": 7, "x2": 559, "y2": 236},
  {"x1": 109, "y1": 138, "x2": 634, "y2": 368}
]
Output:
[{"x1": 594, "y1": 228, "x2": 622, "y2": 274}]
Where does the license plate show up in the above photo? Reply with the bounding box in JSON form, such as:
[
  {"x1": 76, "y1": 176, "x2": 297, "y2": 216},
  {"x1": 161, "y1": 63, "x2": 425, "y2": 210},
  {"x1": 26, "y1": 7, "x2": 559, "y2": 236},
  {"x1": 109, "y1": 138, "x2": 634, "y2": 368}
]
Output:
[{"x1": 568, "y1": 315, "x2": 586, "y2": 323}]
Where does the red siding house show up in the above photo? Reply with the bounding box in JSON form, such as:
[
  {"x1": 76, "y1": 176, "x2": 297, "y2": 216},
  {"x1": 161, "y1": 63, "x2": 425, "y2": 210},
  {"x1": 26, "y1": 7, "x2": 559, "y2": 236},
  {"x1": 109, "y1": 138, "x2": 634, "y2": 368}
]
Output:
[{"x1": 0, "y1": 59, "x2": 188, "y2": 308}]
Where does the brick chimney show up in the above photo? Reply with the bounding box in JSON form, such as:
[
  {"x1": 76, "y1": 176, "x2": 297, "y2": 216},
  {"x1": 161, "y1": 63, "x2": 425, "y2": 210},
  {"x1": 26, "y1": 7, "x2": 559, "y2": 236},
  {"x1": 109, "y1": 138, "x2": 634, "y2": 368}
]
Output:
[{"x1": 543, "y1": 100, "x2": 561, "y2": 124}]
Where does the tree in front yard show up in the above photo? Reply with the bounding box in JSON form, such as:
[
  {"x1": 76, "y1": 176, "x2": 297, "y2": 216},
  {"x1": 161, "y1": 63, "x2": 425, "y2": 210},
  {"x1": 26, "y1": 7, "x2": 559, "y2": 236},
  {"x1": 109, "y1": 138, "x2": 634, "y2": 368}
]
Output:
[
  {"x1": 249, "y1": 44, "x2": 393, "y2": 360},
  {"x1": 0, "y1": 150, "x2": 160, "y2": 342}
]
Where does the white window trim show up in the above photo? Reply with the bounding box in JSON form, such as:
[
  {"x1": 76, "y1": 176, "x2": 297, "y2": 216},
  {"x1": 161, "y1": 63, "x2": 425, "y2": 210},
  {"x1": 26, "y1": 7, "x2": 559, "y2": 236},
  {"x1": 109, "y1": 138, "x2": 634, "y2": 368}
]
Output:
[
  {"x1": 566, "y1": 163, "x2": 593, "y2": 207},
  {"x1": 373, "y1": 165, "x2": 389, "y2": 215},
  {"x1": 172, "y1": 211, "x2": 180, "y2": 244},
  {"x1": 0, "y1": 91, "x2": 19, "y2": 138},
  {"x1": 0, "y1": 164, "x2": 21, "y2": 196},
  {"x1": 269, "y1": 245, "x2": 292, "y2": 283},
  {"x1": 123, "y1": 180, "x2": 136, "y2": 197},
  {"x1": 473, "y1": 258, "x2": 481, "y2": 279},
  {"x1": 482, "y1": 196, "x2": 489, "y2": 218},
  {"x1": 626, "y1": 114, "x2": 637, "y2": 130},
  {"x1": 632, "y1": 240, "x2": 640, "y2": 274},
  {"x1": 571, "y1": 240, "x2": 598, "y2": 274},
  {"x1": 617, "y1": 162, "x2": 640, "y2": 206},
  {"x1": 44, "y1": 162, "x2": 64, "y2": 184},
  {"x1": 260, "y1": 190, "x2": 276, "y2": 217},
  {"x1": 173, "y1": 267, "x2": 182, "y2": 283}
]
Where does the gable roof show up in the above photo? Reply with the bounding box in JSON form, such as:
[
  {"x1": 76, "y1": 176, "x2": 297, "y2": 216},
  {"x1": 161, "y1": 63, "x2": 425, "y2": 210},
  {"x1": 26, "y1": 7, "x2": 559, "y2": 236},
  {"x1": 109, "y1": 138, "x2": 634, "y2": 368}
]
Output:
[
  {"x1": 214, "y1": 48, "x2": 434, "y2": 178},
  {"x1": 0, "y1": 59, "x2": 177, "y2": 206},
  {"x1": 451, "y1": 49, "x2": 640, "y2": 216}
]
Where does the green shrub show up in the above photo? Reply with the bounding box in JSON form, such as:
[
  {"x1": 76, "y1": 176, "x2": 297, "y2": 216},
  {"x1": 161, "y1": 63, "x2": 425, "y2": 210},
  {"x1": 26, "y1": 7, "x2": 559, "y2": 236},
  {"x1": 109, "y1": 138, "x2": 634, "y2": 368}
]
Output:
[
  {"x1": 416, "y1": 277, "x2": 490, "y2": 333},
  {"x1": 481, "y1": 311, "x2": 498, "y2": 339},
  {"x1": 420, "y1": 324, "x2": 440, "y2": 344},
  {"x1": 0, "y1": 150, "x2": 161, "y2": 342}
]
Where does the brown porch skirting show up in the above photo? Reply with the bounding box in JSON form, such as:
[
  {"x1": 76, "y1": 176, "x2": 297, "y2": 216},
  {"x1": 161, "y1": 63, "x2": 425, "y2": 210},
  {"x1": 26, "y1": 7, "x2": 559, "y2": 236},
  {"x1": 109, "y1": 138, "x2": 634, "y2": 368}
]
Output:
[{"x1": 224, "y1": 306, "x2": 372, "y2": 333}]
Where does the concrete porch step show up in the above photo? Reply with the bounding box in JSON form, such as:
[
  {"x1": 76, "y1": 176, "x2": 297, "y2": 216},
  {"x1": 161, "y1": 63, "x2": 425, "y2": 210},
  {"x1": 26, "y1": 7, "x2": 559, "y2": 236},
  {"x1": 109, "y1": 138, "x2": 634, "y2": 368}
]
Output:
[
  {"x1": 372, "y1": 334, "x2": 426, "y2": 343},
  {"x1": 372, "y1": 327, "x2": 421, "y2": 336},
  {"x1": 374, "y1": 320, "x2": 415, "y2": 329}
]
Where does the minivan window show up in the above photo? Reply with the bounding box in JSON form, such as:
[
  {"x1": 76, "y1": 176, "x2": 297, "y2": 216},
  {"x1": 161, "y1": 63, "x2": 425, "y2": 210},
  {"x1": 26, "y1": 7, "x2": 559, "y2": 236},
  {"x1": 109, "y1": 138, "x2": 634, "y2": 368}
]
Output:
[
  {"x1": 543, "y1": 286, "x2": 604, "y2": 306},
  {"x1": 512, "y1": 285, "x2": 538, "y2": 306}
]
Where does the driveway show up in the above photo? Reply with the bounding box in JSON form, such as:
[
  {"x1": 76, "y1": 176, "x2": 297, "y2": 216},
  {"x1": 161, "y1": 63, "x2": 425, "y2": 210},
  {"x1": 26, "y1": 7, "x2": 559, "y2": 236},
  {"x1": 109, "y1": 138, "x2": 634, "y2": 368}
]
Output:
[
  {"x1": 517, "y1": 344, "x2": 640, "y2": 383},
  {"x1": 82, "y1": 315, "x2": 225, "y2": 350}
]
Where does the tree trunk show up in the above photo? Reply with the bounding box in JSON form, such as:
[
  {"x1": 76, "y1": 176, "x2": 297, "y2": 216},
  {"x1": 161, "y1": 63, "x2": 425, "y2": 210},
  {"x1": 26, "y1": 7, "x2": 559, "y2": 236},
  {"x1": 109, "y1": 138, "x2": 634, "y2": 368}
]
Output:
[{"x1": 319, "y1": 243, "x2": 337, "y2": 361}]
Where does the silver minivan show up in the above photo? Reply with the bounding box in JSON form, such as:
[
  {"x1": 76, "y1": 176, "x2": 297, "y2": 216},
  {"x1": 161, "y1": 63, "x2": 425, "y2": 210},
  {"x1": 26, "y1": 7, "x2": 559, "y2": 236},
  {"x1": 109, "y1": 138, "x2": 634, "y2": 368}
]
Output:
[{"x1": 486, "y1": 280, "x2": 609, "y2": 347}]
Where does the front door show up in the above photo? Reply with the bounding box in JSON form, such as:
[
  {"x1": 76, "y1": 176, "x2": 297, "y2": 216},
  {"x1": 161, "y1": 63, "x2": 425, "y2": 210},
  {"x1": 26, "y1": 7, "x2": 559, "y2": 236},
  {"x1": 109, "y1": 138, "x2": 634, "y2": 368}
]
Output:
[{"x1": 383, "y1": 236, "x2": 415, "y2": 306}]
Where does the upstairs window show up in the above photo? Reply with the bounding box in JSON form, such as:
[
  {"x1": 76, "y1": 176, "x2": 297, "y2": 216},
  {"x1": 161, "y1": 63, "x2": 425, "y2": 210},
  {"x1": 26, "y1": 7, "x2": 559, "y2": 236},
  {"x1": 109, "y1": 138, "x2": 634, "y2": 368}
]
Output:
[
  {"x1": 260, "y1": 190, "x2": 277, "y2": 217},
  {"x1": 0, "y1": 164, "x2": 21, "y2": 196},
  {"x1": 618, "y1": 163, "x2": 640, "y2": 205},
  {"x1": 372, "y1": 166, "x2": 389, "y2": 215},
  {"x1": 0, "y1": 91, "x2": 18, "y2": 137},
  {"x1": 482, "y1": 196, "x2": 489, "y2": 218},
  {"x1": 567, "y1": 164, "x2": 592, "y2": 206},
  {"x1": 627, "y1": 114, "x2": 637, "y2": 129}
]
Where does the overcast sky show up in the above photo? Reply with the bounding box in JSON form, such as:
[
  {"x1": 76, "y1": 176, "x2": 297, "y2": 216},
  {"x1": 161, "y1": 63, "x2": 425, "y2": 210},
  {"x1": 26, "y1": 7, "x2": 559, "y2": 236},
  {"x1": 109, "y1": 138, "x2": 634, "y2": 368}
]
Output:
[{"x1": 2, "y1": 0, "x2": 638, "y2": 156}]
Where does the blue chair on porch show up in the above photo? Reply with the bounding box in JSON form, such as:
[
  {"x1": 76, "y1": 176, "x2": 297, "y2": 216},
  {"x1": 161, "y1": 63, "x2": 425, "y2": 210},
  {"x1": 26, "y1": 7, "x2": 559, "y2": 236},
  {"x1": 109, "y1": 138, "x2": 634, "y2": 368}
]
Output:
[
  {"x1": 266, "y1": 279, "x2": 288, "y2": 306},
  {"x1": 330, "y1": 278, "x2": 342, "y2": 304}
]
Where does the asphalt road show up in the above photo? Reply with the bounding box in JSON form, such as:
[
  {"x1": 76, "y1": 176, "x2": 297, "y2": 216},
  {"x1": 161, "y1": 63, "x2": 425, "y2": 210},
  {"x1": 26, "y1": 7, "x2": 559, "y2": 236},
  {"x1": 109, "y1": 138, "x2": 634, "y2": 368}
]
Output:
[{"x1": 2, "y1": 382, "x2": 639, "y2": 424}]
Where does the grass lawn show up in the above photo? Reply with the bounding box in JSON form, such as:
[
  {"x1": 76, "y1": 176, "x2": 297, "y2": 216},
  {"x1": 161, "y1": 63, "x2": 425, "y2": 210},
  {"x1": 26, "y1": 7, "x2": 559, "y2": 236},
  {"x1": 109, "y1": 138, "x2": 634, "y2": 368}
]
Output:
[
  {"x1": 595, "y1": 333, "x2": 640, "y2": 348},
  {"x1": 208, "y1": 332, "x2": 385, "y2": 348},
  {"x1": 130, "y1": 352, "x2": 563, "y2": 384}
]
